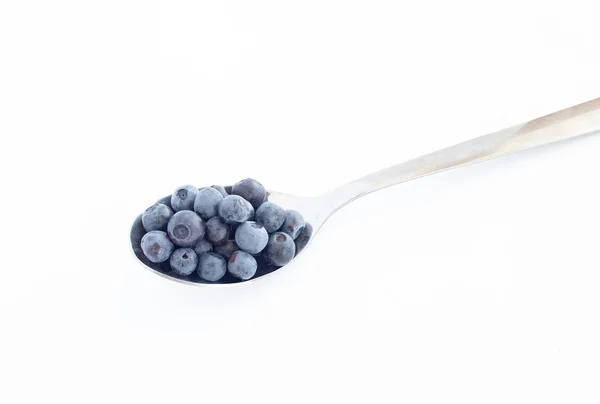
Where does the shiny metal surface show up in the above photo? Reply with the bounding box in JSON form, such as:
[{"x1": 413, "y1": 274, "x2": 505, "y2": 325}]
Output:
[{"x1": 132, "y1": 97, "x2": 600, "y2": 285}]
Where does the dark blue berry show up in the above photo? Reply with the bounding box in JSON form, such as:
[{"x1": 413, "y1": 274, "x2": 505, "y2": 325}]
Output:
[
  {"x1": 194, "y1": 239, "x2": 213, "y2": 255},
  {"x1": 169, "y1": 248, "x2": 198, "y2": 276},
  {"x1": 253, "y1": 255, "x2": 279, "y2": 278},
  {"x1": 214, "y1": 239, "x2": 238, "y2": 259},
  {"x1": 197, "y1": 252, "x2": 227, "y2": 282},
  {"x1": 231, "y1": 178, "x2": 266, "y2": 209},
  {"x1": 265, "y1": 232, "x2": 295, "y2": 266},
  {"x1": 171, "y1": 185, "x2": 199, "y2": 212},
  {"x1": 255, "y1": 202, "x2": 285, "y2": 233},
  {"x1": 206, "y1": 217, "x2": 230, "y2": 245},
  {"x1": 280, "y1": 210, "x2": 305, "y2": 240},
  {"x1": 194, "y1": 187, "x2": 224, "y2": 220},
  {"x1": 141, "y1": 231, "x2": 175, "y2": 263},
  {"x1": 294, "y1": 222, "x2": 313, "y2": 255},
  {"x1": 224, "y1": 185, "x2": 232, "y2": 194},
  {"x1": 228, "y1": 251, "x2": 258, "y2": 280},
  {"x1": 142, "y1": 203, "x2": 173, "y2": 232},
  {"x1": 167, "y1": 210, "x2": 205, "y2": 247},
  {"x1": 218, "y1": 195, "x2": 254, "y2": 224},
  {"x1": 235, "y1": 221, "x2": 268, "y2": 254},
  {"x1": 211, "y1": 185, "x2": 228, "y2": 198}
]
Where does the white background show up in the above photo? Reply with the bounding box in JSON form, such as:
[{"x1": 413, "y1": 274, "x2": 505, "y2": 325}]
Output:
[{"x1": 1, "y1": 1, "x2": 600, "y2": 403}]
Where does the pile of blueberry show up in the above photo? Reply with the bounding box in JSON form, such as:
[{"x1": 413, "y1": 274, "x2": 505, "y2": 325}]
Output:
[{"x1": 130, "y1": 179, "x2": 312, "y2": 283}]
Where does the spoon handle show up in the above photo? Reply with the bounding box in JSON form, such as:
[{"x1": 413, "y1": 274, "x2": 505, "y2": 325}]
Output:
[{"x1": 322, "y1": 97, "x2": 600, "y2": 216}]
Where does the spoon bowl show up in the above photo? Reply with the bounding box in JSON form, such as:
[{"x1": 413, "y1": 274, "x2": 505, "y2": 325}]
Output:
[
  {"x1": 131, "y1": 97, "x2": 600, "y2": 286},
  {"x1": 130, "y1": 190, "x2": 323, "y2": 286}
]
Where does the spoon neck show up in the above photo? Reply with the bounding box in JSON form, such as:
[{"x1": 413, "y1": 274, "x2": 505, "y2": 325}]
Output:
[{"x1": 319, "y1": 97, "x2": 600, "y2": 218}]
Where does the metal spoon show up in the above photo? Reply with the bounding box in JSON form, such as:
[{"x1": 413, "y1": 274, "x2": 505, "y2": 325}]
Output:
[{"x1": 131, "y1": 97, "x2": 600, "y2": 285}]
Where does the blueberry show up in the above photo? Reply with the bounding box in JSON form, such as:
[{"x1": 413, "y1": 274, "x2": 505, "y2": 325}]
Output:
[
  {"x1": 141, "y1": 231, "x2": 175, "y2": 263},
  {"x1": 231, "y1": 178, "x2": 266, "y2": 209},
  {"x1": 194, "y1": 187, "x2": 224, "y2": 220},
  {"x1": 206, "y1": 217, "x2": 230, "y2": 245},
  {"x1": 214, "y1": 239, "x2": 238, "y2": 259},
  {"x1": 294, "y1": 222, "x2": 313, "y2": 255},
  {"x1": 197, "y1": 252, "x2": 227, "y2": 282},
  {"x1": 218, "y1": 195, "x2": 254, "y2": 224},
  {"x1": 169, "y1": 248, "x2": 198, "y2": 276},
  {"x1": 265, "y1": 232, "x2": 295, "y2": 266},
  {"x1": 224, "y1": 185, "x2": 232, "y2": 194},
  {"x1": 280, "y1": 210, "x2": 305, "y2": 240},
  {"x1": 235, "y1": 221, "x2": 268, "y2": 254},
  {"x1": 211, "y1": 185, "x2": 228, "y2": 198},
  {"x1": 254, "y1": 202, "x2": 285, "y2": 233},
  {"x1": 167, "y1": 210, "x2": 205, "y2": 247},
  {"x1": 194, "y1": 239, "x2": 213, "y2": 255},
  {"x1": 227, "y1": 251, "x2": 258, "y2": 280},
  {"x1": 142, "y1": 203, "x2": 174, "y2": 232},
  {"x1": 171, "y1": 185, "x2": 199, "y2": 212}
]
